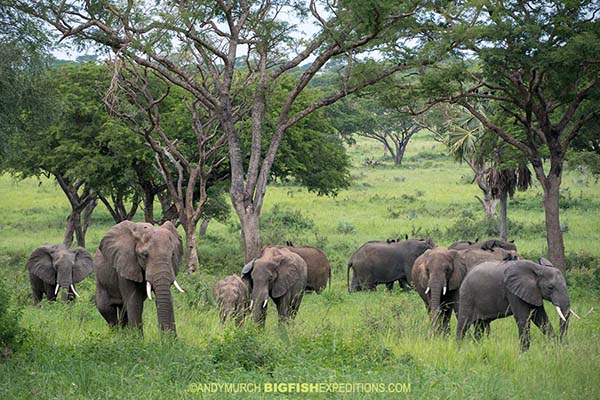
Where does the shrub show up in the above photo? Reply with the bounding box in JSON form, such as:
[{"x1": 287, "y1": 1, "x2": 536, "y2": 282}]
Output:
[
  {"x1": 337, "y1": 222, "x2": 356, "y2": 234},
  {"x1": 0, "y1": 280, "x2": 26, "y2": 357},
  {"x1": 208, "y1": 326, "x2": 276, "y2": 371}
]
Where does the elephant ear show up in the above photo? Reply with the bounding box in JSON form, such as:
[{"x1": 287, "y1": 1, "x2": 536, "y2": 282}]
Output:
[
  {"x1": 504, "y1": 263, "x2": 543, "y2": 306},
  {"x1": 161, "y1": 221, "x2": 183, "y2": 275},
  {"x1": 27, "y1": 245, "x2": 56, "y2": 284},
  {"x1": 449, "y1": 250, "x2": 468, "y2": 291},
  {"x1": 272, "y1": 252, "x2": 305, "y2": 298},
  {"x1": 412, "y1": 253, "x2": 429, "y2": 290},
  {"x1": 70, "y1": 247, "x2": 94, "y2": 283},
  {"x1": 99, "y1": 221, "x2": 145, "y2": 282}
]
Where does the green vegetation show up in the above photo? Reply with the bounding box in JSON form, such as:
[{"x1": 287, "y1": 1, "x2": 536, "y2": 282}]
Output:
[{"x1": 1, "y1": 135, "x2": 599, "y2": 399}]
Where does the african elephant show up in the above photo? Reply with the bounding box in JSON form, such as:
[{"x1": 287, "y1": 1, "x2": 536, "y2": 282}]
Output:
[
  {"x1": 95, "y1": 221, "x2": 184, "y2": 335},
  {"x1": 241, "y1": 246, "x2": 307, "y2": 327},
  {"x1": 347, "y1": 238, "x2": 435, "y2": 292},
  {"x1": 213, "y1": 274, "x2": 251, "y2": 326},
  {"x1": 449, "y1": 239, "x2": 517, "y2": 252},
  {"x1": 412, "y1": 247, "x2": 518, "y2": 334},
  {"x1": 27, "y1": 244, "x2": 93, "y2": 303},
  {"x1": 457, "y1": 258, "x2": 572, "y2": 351},
  {"x1": 281, "y1": 245, "x2": 331, "y2": 293}
]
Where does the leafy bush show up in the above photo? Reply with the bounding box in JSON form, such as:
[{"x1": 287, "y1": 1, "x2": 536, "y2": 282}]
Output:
[
  {"x1": 337, "y1": 222, "x2": 356, "y2": 234},
  {"x1": 261, "y1": 204, "x2": 315, "y2": 245},
  {"x1": 0, "y1": 280, "x2": 26, "y2": 357},
  {"x1": 208, "y1": 326, "x2": 277, "y2": 371}
]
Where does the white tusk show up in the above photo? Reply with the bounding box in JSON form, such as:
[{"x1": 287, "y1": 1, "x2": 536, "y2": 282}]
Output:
[
  {"x1": 570, "y1": 309, "x2": 581, "y2": 320},
  {"x1": 70, "y1": 284, "x2": 80, "y2": 298},
  {"x1": 249, "y1": 300, "x2": 254, "y2": 309},
  {"x1": 262, "y1": 299, "x2": 268, "y2": 308},
  {"x1": 556, "y1": 306, "x2": 567, "y2": 322},
  {"x1": 173, "y1": 280, "x2": 185, "y2": 293},
  {"x1": 55, "y1": 284, "x2": 60, "y2": 295},
  {"x1": 146, "y1": 281, "x2": 153, "y2": 301},
  {"x1": 443, "y1": 286, "x2": 447, "y2": 296},
  {"x1": 425, "y1": 287, "x2": 430, "y2": 295}
]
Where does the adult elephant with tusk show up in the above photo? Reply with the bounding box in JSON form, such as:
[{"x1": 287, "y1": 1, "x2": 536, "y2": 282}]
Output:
[
  {"x1": 412, "y1": 247, "x2": 518, "y2": 334},
  {"x1": 27, "y1": 244, "x2": 93, "y2": 303},
  {"x1": 95, "y1": 221, "x2": 184, "y2": 335},
  {"x1": 457, "y1": 258, "x2": 572, "y2": 351},
  {"x1": 241, "y1": 246, "x2": 307, "y2": 327}
]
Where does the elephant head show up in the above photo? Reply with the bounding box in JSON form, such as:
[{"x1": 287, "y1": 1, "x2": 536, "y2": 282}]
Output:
[
  {"x1": 241, "y1": 247, "x2": 305, "y2": 325},
  {"x1": 98, "y1": 220, "x2": 183, "y2": 333},
  {"x1": 27, "y1": 244, "x2": 93, "y2": 301},
  {"x1": 504, "y1": 259, "x2": 571, "y2": 339},
  {"x1": 414, "y1": 248, "x2": 467, "y2": 317}
]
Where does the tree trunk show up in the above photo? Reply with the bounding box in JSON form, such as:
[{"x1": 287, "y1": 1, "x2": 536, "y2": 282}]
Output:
[
  {"x1": 199, "y1": 217, "x2": 210, "y2": 237},
  {"x1": 81, "y1": 197, "x2": 97, "y2": 239},
  {"x1": 499, "y1": 190, "x2": 508, "y2": 241},
  {"x1": 238, "y1": 210, "x2": 261, "y2": 262},
  {"x1": 542, "y1": 175, "x2": 567, "y2": 273},
  {"x1": 142, "y1": 190, "x2": 155, "y2": 223},
  {"x1": 183, "y1": 221, "x2": 199, "y2": 274},
  {"x1": 63, "y1": 210, "x2": 79, "y2": 248}
]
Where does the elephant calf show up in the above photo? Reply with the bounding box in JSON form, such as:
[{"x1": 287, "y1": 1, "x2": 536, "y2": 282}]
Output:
[
  {"x1": 27, "y1": 244, "x2": 93, "y2": 303},
  {"x1": 457, "y1": 258, "x2": 572, "y2": 351},
  {"x1": 213, "y1": 275, "x2": 251, "y2": 326},
  {"x1": 242, "y1": 246, "x2": 308, "y2": 327}
]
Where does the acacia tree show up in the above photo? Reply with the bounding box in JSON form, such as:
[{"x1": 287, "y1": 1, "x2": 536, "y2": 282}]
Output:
[
  {"x1": 423, "y1": 1, "x2": 600, "y2": 272},
  {"x1": 17, "y1": 0, "x2": 432, "y2": 261},
  {"x1": 109, "y1": 62, "x2": 228, "y2": 273}
]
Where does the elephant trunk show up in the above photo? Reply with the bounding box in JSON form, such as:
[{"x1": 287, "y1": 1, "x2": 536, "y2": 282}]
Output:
[
  {"x1": 153, "y1": 281, "x2": 176, "y2": 335},
  {"x1": 428, "y1": 278, "x2": 445, "y2": 329},
  {"x1": 252, "y1": 290, "x2": 269, "y2": 327},
  {"x1": 60, "y1": 286, "x2": 70, "y2": 302},
  {"x1": 554, "y1": 299, "x2": 570, "y2": 342}
]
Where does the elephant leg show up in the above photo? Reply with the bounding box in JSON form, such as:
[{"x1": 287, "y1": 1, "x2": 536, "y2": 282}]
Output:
[
  {"x1": 484, "y1": 320, "x2": 491, "y2": 337},
  {"x1": 96, "y1": 286, "x2": 121, "y2": 327},
  {"x1": 473, "y1": 320, "x2": 486, "y2": 341},
  {"x1": 399, "y1": 279, "x2": 411, "y2": 292},
  {"x1": 289, "y1": 292, "x2": 304, "y2": 320},
  {"x1": 385, "y1": 282, "x2": 394, "y2": 291},
  {"x1": 29, "y1": 274, "x2": 45, "y2": 304},
  {"x1": 531, "y1": 306, "x2": 554, "y2": 338},
  {"x1": 441, "y1": 306, "x2": 453, "y2": 336},
  {"x1": 124, "y1": 287, "x2": 145, "y2": 332},
  {"x1": 44, "y1": 282, "x2": 58, "y2": 302},
  {"x1": 456, "y1": 312, "x2": 469, "y2": 341},
  {"x1": 508, "y1": 294, "x2": 533, "y2": 351},
  {"x1": 273, "y1": 296, "x2": 289, "y2": 322}
]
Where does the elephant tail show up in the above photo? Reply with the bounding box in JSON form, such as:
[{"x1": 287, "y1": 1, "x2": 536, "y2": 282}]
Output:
[{"x1": 347, "y1": 262, "x2": 352, "y2": 293}]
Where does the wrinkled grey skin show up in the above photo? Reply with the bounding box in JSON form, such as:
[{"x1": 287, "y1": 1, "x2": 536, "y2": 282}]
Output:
[
  {"x1": 449, "y1": 239, "x2": 517, "y2": 252},
  {"x1": 95, "y1": 221, "x2": 183, "y2": 335},
  {"x1": 27, "y1": 244, "x2": 93, "y2": 303},
  {"x1": 347, "y1": 239, "x2": 435, "y2": 292},
  {"x1": 280, "y1": 246, "x2": 331, "y2": 293},
  {"x1": 241, "y1": 247, "x2": 307, "y2": 327},
  {"x1": 457, "y1": 258, "x2": 571, "y2": 351},
  {"x1": 213, "y1": 275, "x2": 250, "y2": 326},
  {"x1": 412, "y1": 247, "x2": 518, "y2": 334}
]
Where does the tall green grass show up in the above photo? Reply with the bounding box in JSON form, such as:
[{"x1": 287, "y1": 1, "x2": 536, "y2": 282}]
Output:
[{"x1": 0, "y1": 133, "x2": 599, "y2": 399}]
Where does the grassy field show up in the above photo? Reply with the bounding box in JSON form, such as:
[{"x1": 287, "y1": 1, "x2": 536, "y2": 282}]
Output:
[{"x1": 1, "y1": 134, "x2": 599, "y2": 399}]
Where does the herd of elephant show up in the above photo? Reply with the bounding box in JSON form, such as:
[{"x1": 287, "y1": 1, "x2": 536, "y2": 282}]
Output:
[{"x1": 26, "y1": 220, "x2": 575, "y2": 351}]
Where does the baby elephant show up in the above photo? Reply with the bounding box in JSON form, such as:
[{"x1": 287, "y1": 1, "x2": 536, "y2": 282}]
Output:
[
  {"x1": 27, "y1": 244, "x2": 94, "y2": 303},
  {"x1": 457, "y1": 258, "x2": 573, "y2": 351},
  {"x1": 213, "y1": 275, "x2": 251, "y2": 326}
]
